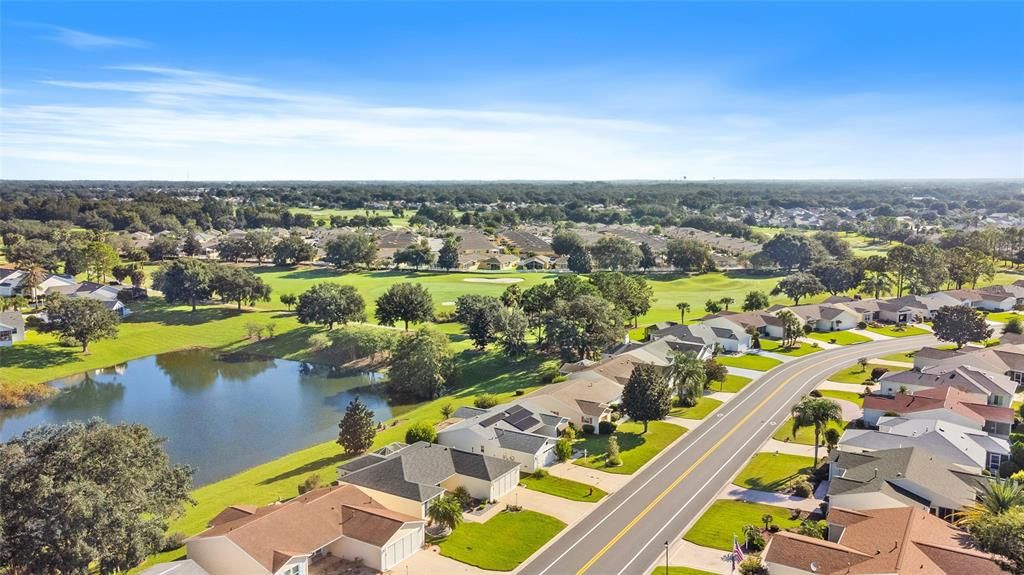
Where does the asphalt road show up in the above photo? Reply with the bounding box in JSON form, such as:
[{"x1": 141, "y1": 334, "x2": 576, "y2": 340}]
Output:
[{"x1": 519, "y1": 334, "x2": 938, "y2": 575}]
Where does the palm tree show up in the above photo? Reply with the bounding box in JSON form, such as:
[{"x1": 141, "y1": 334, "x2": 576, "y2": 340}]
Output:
[
  {"x1": 22, "y1": 266, "x2": 48, "y2": 303},
  {"x1": 676, "y1": 302, "x2": 691, "y2": 323},
  {"x1": 955, "y1": 480, "x2": 1024, "y2": 528},
  {"x1": 761, "y1": 513, "x2": 774, "y2": 530},
  {"x1": 859, "y1": 273, "x2": 893, "y2": 299},
  {"x1": 790, "y1": 397, "x2": 843, "y2": 463},
  {"x1": 823, "y1": 427, "x2": 841, "y2": 452},
  {"x1": 426, "y1": 494, "x2": 464, "y2": 535},
  {"x1": 671, "y1": 351, "x2": 706, "y2": 407},
  {"x1": 720, "y1": 297, "x2": 734, "y2": 311}
]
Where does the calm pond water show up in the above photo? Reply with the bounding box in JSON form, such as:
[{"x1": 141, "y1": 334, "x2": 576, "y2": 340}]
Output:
[{"x1": 0, "y1": 349, "x2": 391, "y2": 486}]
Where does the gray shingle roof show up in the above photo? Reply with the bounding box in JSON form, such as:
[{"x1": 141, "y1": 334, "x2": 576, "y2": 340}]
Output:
[{"x1": 496, "y1": 429, "x2": 550, "y2": 454}]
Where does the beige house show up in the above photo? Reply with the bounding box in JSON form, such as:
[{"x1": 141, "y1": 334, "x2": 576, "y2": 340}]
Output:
[{"x1": 178, "y1": 484, "x2": 425, "y2": 574}]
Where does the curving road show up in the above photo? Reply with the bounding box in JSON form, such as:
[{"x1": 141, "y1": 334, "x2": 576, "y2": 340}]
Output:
[{"x1": 519, "y1": 334, "x2": 938, "y2": 575}]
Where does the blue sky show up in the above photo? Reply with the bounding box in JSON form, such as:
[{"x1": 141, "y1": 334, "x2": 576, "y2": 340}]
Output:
[{"x1": 2, "y1": 2, "x2": 1022, "y2": 180}]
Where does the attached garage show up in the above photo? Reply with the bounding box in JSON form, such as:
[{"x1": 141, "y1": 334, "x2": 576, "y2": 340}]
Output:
[{"x1": 381, "y1": 525, "x2": 424, "y2": 572}]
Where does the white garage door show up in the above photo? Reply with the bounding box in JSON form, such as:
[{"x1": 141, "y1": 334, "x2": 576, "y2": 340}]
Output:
[{"x1": 381, "y1": 528, "x2": 423, "y2": 571}]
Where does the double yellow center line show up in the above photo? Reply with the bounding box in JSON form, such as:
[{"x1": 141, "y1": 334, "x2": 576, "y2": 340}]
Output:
[{"x1": 575, "y1": 359, "x2": 822, "y2": 575}]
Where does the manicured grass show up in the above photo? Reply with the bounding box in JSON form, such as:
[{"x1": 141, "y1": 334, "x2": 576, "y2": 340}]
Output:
[
  {"x1": 759, "y1": 339, "x2": 822, "y2": 356},
  {"x1": 827, "y1": 362, "x2": 909, "y2": 384},
  {"x1": 439, "y1": 510, "x2": 566, "y2": 571},
  {"x1": 715, "y1": 374, "x2": 754, "y2": 393},
  {"x1": 574, "y1": 420, "x2": 686, "y2": 475},
  {"x1": 772, "y1": 417, "x2": 847, "y2": 446},
  {"x1": 684, "y1": 500, "x2": 802, "y2": 551},
  {"x1": 866, "y1": 325, "x2": 930, "y2": 338},
  {"x1": 520, "y1": 473, "x2": 607, "y2": 503},
  {"x1": 806, "y1": 330, "x2": 871, "y2": 345},
  {"x1": 733, "y1": 452, "x2": 816, "y2": 492},
  {"x1": 816, "y1": 389, "x2": 865, "y2": 407},
  {"x1": 987, "y1": 311, "x2": 1023, "y2": 324},
  {"x1": 879, "y1": 351, "x2": 916, "y2": 364},
  {"x1": 288, "y1": 206, "x2": 415, "y2": 227},
  {"x1": 651, "y1": 568, "x2": 719, "y2": 575},
  {"x1": 669, "y1": 397, "x2": 723, "y2": 420},
  {"x1": 716, "y1": 353, "x2": 783, "y2": 372}
]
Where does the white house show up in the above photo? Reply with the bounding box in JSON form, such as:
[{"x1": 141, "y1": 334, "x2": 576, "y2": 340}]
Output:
[
  {"x1": 877, "y1": 365, "x2": 1016, "y2": 407},
  {"x1": 436, "y1": 404, "x2": 566, "y2": 472},
  {"x1": 337, "y1": 442, "x2": 520, "y2": 519},
  {"x1": 0, "y1": 310, "x2": 25, "y2": 347},
  {"x1": 180, "y1": 484, "x2": 425, "y2": 575},
  {"x1": 772, "y1": 303, "x2": 861, "y2": 332}
]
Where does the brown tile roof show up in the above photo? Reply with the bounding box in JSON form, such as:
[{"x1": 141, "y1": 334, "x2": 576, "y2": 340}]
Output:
[
  {"x1": 191, "y1": 484, "x2": 420, "y2": 571},
  {"x1": 765, "y1": 506, "x2": 1008, "y2": 575},
  {"x1": 863, "y1": 385, "x2": 1014, "y2": 425}
]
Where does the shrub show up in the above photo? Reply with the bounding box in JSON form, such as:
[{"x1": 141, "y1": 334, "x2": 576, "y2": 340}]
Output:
[
  {"x1": 433, "y1": 309, "x2": 455, "y2": 323},
  {"x1": 551, "y1": 375, "x2": 568, "y2": 383},
  {"x1": 745, "y1": 532, "x2": 766, "y2": 552},
  {"x1": 541, "y1": 367, "x2": 561, "y2": 383},
  {"x1": 857, "y1": 321, "x2": 868, "y2": 329},
  {"x1": 606, "y1": 434, "x2": 622, "y2": 467},
  {"x1": 555, "y1": 438, "x2": 573, "y2": 461},
  {"x1": 791, "y1": 480, "x2": 814, "y2": 498},
  {"x1": 870, "y1": 367, "x2": 888, "y2": 381},
  {"x1": 738, "y1": 557, "x2": 768, "y2": 575},
  {"x1": 562, "y1": 426, "x2": 577, "y2": 441},
  {"x1": 809, "y1": 389, "x2": 822, "y2": 397},
  {"x1": 582, "y1": 424, "x2": 595, "y2": 434},
  {"x1": 514, "y1": 389, "x2": 525, "y2": 396},
  {"x1": 308, "y1": 333, "x2": 331, "y2": 351},
  {"x1": 598, "y1": 420, "x2": 618, "y2": 434},
  {"x1": 405, "y1": 420, "x2": 438, "y2": 444},
  {"x1": 160, "y1": 532, "x2": 187, "y2": 552},
  {"x1": 533, "y1": 468, "x2": 549, "y2": 479},
  {"x1": 453, "y1": 485, "x2": 473, "y2": 508},
  {"x1": 298, "y1": 473, "x2": 322, "y2": 495},
  {"x1": 474, "y1": 394, "x2": 499, "y2": 409}
]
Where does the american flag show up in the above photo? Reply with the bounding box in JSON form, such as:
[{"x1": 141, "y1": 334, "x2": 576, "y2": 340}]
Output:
[{"x1": 732, "y1": 533, "x2": 745, "y2": 571}]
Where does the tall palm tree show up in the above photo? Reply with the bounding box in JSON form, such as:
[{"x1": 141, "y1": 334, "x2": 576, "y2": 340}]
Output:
[
  {"x1": 955, "y1": 480, "x2": 1024, "y2": 528},
  {"x1": 790, "y1": 397, "x2": 843, "y2": 463},
  {"x1": 671, "y1": 351, "x2": 706, "y2": 407},
  {"x1": 22, "y1": 266, "x2": 48, "y2": 303},
  {"x1": 859, "y1": 273, "x2": 893, "y2": 299},
  {"x1": 720, "y1": 297, "x2": 734, "y2": 311},
  {"x1": 427, "y1": 494, "x2": 464, "y2": 535},
  {"x1": 676, "y1": 302, "x2": 691, "y2": 324}
]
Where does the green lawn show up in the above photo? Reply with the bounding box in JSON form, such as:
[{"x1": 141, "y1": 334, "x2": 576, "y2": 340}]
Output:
[
  {"x1": 987, "y1": 311, "x2": 1023, "y2": 324},
  {"x1": 669, "y1": 397, "x2": 723, "y2": 420},
  {"x1": 733, "y1": 452, "x2": 816, "y2": 492},
  {"x1": 520, "y1": 473, "x2": 607, "y2": 503},
  {"x1": 879, "y1": 351, "x2": 916, "y2": 364},
  {"x1": 866, "y1": 325, "x2": 930, "y2": 338},
  {"x1": 816, "y1": 389, "x2": 865, "y2": 407},
  {"x1": 684, "y1": 500, "x2": 802, "y2": 551},
  {"x1": 772, "y1": 417, "x2": 847, "y2": 446},
  {"x1": 439, "y1": 510, "x2": 566, "y2": 571},
  {"x1": 574, "y1": 420, "x2": 686, "y2": 474},
  {"x1": 759, "y1": 340, "x2": 822, "y2": 356},
  {"x1": 827, "y1": 362, "x2": 909, "y2": 384},
  {"x1": 651, "y1": 568, "x2": 719, "y2": 575},
  {"x1": 715, "y1": 374, "x2": 754, "y2": 393},
  {"x1": 806, "y1": 330, "x2": 871, "y2": 345},
  {"x1": 716, "y1": 353, "x2": 783, "y2": 371},
  {"x1": 288, "y1": 206, "x2": 415, "y2": 227}
]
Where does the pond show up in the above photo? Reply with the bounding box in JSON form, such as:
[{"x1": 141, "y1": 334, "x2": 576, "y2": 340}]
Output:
[{"x1": 0, "y1": 349, "x2": 391, "y2": 486}]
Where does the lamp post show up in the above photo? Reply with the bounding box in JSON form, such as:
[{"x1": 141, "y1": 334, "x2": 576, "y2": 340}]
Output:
[{"x1": 664, "y1": 540, "x2": 669, "y2": 574}]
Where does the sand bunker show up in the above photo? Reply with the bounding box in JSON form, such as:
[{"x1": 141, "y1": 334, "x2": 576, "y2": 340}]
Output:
[
  {"x1": 441, "y1": 301, "x2": 456, "y2": 306},
  {"x1": 463, "y1": 277, "x2": 524, "y2": 284}
]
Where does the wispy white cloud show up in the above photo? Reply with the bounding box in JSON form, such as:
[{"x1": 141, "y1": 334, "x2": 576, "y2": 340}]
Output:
[
  {"x1": 43, "y1": 26, "x2": 150, "y2": 50},
  {"x1": 2, "y1": 66, "x2": 1021, "y2": 180}
]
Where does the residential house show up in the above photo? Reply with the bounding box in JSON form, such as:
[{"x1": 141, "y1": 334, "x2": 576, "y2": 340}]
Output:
[
  {"x1": 46, "y1": 281, "x2": 132, "y2": 317},
  {"x1": 497, "y1": 229, "x2": 554, "y2": 255},
  {"x1": 337, "y1": 441, "x2": 519, "y2": 519},
  {"x1": 877, "y1": 366, "x2": 1016, "y2": 407},
  {"x1": 182, "y1": 484, "x2": 425, "y2": 574},
  {"x1": 928, "y1": 289, "x2": 985, "y2": 309},
  {"x1": 838, "y1": 417, "x2": 1011, "y2": 473},
  {"x1": 0, "y1": 310, "x2": 25, "y2": 347},
  {"x1": 702, "y1": 310, "x2": 784, "y2": 340},
  {"x1": 436, "y1": 404, "x2": 567, "y2": 472},
  {"x1": 519, "y1": 255, "x2": 551, "y2": 270},
  {"x1": 454, "y1": 229, "x2": 498, "y2": 254},
  {"x1": 977, "y1": 285, "x2": 1019, "y2": 311},
  {"x1": 913, "y1": 343, "x2": 1024, "y2": 387},
  {"x1": 476, "y1": 254, "x2": 520, "y2": 270},
  {"x1": 770, "y1": 302, "x2": 861, "y2": 332},
  {"x1": 551, "y1": 255, "x2": 570, "y2": 270},
  {"x1": 521, "y1": 371, "x2": 623, "y2": 432},
  {"x1": 646, "y1": 321, "x2": 749, "y2": 352},
  {"x1": 0, "y1": 268, "x2": 77, "y2": 299},
  {"x1": 763, "y1": 506, "x2": 1008, "y2": 575},
  {"x1": 863, "y1": 385, "x2": 1015, "y2": 437},
  {"x1": 827, "y1": 446, "x2": 990, "y2": 518}
]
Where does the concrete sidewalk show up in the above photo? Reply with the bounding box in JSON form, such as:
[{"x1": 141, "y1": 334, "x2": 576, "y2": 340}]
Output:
[
  {"x1": 546, "y1": 460, "x2": 632, "y2": 492},
  {"x1": 759, "y1": 438, "x2": 817, "y2": 457}
]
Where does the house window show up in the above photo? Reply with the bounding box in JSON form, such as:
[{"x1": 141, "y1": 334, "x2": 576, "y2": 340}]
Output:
[
  {"x1": 989, "y1": 453, "x2": 1006, "y2": 472},
  {"x1": 282, "y1": 565, "x2": 303, "y2": 575}
]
